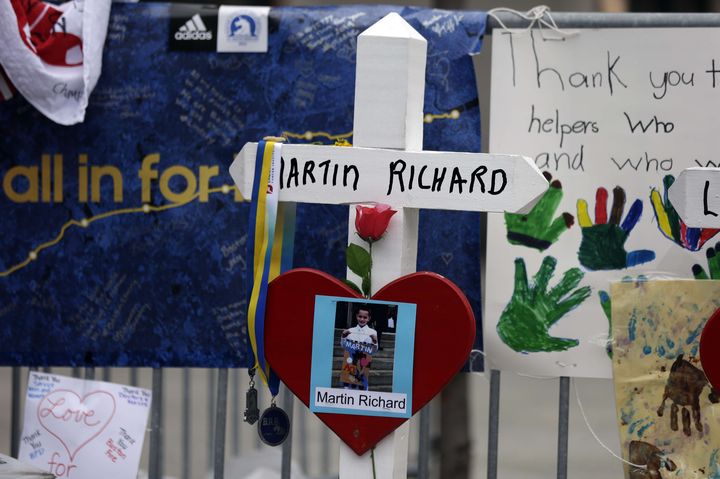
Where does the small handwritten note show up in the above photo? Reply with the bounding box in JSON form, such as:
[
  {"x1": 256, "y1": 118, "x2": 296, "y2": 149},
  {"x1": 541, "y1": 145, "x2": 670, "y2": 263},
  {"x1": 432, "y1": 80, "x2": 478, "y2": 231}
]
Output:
[{"x1": 18, "y1": 372, "x2": 151, "y2": 479}]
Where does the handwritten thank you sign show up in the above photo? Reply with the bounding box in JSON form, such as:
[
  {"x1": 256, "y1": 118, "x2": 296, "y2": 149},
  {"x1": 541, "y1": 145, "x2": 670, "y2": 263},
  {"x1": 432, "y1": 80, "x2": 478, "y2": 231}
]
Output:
[
  {"x1": 18, "y1": 372, "x2": 151, "y2": 479},
  {"x1": 485, "y1": 28, "x2": 720, "y2": 379}
]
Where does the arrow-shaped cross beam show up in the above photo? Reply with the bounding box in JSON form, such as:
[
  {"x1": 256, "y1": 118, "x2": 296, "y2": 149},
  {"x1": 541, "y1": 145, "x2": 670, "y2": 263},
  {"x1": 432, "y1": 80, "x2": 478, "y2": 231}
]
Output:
[{"x1": 230, "y1": 143, "x2": 546, "y2": 213}]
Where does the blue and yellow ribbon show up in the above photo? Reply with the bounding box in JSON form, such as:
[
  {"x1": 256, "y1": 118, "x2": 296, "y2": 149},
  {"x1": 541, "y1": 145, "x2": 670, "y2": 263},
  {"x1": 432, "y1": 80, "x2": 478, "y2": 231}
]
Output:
[{"x1": 247, "y1": 140, "x2": 295, "y2": 396}]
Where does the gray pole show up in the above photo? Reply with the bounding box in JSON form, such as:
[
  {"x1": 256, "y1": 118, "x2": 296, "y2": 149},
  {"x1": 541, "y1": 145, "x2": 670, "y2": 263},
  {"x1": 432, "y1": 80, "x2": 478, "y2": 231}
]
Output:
[
  {"x1": 214, "y1": 368, "x2": 229, "y2": 479},
  {"x1": 208, "y1": 369, "x2": 217, "y2": 470},
  {"x1": 281, "y1": 388, "x2": 294, "y2": 479},
  {"x1": 232, "y1": 368, "x2": 240, "y2": 456},
  {"x1": 11, "y1": 367, "x2": 21, "y2": 458},
  {"x1": 149, "y1": 368, "x2": 164, "y2": 479},
  {"x1": 182, "y1": 368, "x2": 191, "y2": 479},
  {"x1": 298, "y1": 402, "x2": 308, "y2": 474},
  {"x1": 417, "y1": 406, "x2": 431, "y2": 479},
  {"x1": 557, "y1": 377, "x2": 570, "y2": 479},
  {"x1": 487, "y1": 370, "x2": 501, "y2": 479}
]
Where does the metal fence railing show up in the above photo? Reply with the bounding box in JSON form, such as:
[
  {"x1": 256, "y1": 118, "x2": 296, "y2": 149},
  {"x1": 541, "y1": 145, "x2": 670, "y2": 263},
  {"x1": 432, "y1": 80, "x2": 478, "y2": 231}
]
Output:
[{"x1": 3, "y1": 366, "x2": 434, "y2": 479}]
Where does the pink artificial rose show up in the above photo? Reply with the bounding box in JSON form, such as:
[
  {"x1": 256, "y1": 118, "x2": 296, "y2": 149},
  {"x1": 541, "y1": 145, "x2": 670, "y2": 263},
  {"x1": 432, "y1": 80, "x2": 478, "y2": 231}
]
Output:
[{"x1": 355, "y1": 204, "x2": 397, "y2": 243}]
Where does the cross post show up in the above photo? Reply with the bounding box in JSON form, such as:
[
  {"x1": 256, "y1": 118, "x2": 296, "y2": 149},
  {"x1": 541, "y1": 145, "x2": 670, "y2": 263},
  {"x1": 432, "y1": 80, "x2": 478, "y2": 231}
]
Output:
[{"x1": 230, "y1": 12, "x2": 547, "y2": 478}]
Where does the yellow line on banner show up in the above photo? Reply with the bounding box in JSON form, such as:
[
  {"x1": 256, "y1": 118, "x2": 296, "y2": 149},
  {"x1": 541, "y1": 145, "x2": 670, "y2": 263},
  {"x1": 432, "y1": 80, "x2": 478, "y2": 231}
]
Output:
[
  {"x1": 283, "y1": 130, "x2": 353, "y2": 142},
  {"x1": 0, "y1": 185, "x2": 241, "y2": 278},
  {"x1": 282, "y1": 110, "x2": 461, "y2": 141},
  {"x1": 423, "y1": 109, "x2": 461, "y2": 123}
]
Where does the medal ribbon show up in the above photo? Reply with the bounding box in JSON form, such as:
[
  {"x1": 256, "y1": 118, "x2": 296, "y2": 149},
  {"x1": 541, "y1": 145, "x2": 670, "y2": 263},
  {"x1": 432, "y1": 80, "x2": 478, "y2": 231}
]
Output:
[{"x1": 247, "y1": 140, "x2": 295, "y2": 396}]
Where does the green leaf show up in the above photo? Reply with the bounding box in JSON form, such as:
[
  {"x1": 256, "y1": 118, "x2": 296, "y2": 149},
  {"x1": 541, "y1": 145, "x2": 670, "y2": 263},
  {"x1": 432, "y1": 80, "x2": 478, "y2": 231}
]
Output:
[
  {"x1": 343, "y1": 279, "x2": 362, "y2": 295},
  {"x1": 362, "y1": 274, "x2": 371, "y2": 298},
  {"x1": 346, "y1": 244, "x2": 371, "y2": 278}
]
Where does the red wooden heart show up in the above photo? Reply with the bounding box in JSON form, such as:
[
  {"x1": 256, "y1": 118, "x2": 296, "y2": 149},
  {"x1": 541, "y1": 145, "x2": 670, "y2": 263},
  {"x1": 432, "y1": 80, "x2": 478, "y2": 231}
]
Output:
[
  {"x1": 265, "y1": 268, "x2": 475, "y2": 455},
  {"x1": 700, "y1": 307, "x2": 720, "y2": 391}
]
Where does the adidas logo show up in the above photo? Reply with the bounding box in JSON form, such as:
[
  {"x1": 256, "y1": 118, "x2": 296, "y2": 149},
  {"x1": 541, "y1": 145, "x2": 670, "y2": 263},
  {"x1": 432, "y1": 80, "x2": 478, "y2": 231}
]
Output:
[{"x1": 175, "y1": 14, "x2": 212, "y2": 41}]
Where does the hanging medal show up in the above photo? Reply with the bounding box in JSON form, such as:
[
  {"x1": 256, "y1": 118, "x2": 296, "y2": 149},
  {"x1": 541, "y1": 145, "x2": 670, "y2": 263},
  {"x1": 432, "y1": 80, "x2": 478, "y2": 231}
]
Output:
[
  {"x1": 246, "y1": 137, "x2": 296, "y2": 445},
  {"x1": 258, "y1": 396, "x2": 291, "y2": 446}
]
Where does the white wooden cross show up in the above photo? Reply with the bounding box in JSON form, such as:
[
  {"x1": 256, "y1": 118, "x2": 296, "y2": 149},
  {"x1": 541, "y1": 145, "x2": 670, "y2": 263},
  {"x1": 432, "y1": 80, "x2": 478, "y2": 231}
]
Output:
[{"x1": 230, "y1": 12, "x2": 547, "y2": 478}]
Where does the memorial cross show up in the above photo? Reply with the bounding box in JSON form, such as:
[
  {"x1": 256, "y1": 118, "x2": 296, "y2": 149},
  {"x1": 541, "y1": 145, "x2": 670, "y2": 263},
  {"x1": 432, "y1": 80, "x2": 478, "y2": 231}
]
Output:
[{"x1": 230, "y1": 12, "x2": 547, "y2": 478}]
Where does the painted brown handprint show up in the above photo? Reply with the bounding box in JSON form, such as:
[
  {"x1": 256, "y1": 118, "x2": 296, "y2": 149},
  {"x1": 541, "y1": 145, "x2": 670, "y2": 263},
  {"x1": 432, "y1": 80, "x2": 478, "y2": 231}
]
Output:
[
  {"x1": 628, "y1": 441, "x2": 676, "y2": 479},
  {"x1": 656, "y1": 355, "x2": 719, "y2": 436}
]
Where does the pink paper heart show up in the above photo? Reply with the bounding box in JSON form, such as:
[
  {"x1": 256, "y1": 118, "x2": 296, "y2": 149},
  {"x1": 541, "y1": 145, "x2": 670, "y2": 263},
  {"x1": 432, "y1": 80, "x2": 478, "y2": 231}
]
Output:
[{"x1": 37, "y1": 389, "x2": 116, "y2": 461}]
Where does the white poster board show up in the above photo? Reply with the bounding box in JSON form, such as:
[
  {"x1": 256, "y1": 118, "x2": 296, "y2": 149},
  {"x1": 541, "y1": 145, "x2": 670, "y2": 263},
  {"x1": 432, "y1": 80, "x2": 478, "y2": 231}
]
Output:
[
  {"x1": 18, "y1": 372, "x2": 151, "y2": 479},
  {"x1": 485, "y1": 28, "x2": 720, "y2": 378}
]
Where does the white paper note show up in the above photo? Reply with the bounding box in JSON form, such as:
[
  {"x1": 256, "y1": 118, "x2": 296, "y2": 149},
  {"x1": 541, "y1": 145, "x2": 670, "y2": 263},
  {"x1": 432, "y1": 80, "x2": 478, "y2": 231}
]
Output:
[{"x1": 18, "y1": 372, "x2": 151, "y2": 479}]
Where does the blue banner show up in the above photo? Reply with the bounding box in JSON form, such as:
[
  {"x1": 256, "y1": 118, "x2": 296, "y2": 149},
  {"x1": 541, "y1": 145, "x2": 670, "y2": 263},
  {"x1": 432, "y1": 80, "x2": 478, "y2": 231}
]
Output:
[{"x1": 0, "y1": 4, "x2": 486, "y2": 368}]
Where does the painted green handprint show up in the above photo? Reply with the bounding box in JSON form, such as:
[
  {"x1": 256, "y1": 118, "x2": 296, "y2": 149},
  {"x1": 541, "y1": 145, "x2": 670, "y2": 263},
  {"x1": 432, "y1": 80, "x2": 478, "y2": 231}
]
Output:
[
  {"x1": 692, "y1": 241, "x2": 720, "y2": 279},
  {"x1": 497, "y1": 256, "x2": 591, "y2": 353},
  {"x1": 504, "y1": 172, "x2": 574, "y2": 251}
]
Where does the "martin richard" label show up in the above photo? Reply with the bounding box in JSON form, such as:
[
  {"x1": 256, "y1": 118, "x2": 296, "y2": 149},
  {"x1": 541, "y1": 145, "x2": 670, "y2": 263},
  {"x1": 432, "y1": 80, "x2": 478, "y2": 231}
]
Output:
[{"x1": 314, "y1": 387, "x2": 408, "y2": 414}]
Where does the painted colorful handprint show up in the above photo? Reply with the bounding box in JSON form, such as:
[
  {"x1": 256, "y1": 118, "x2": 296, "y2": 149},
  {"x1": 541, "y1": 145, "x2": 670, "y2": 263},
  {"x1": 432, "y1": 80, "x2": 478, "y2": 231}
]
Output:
[{"x1": 577, "y1": 186, "x2": 655, "y2": 270}]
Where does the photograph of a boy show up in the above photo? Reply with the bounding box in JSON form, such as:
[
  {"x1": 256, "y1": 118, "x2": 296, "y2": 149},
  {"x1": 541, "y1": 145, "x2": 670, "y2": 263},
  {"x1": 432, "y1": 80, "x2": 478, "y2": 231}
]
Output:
[
  {"x1": 340, "y1": 306, "x2": 376, "y2": 390},
  {"x1": 333, "y1": 303, "x2": 397, "y2": 392}
]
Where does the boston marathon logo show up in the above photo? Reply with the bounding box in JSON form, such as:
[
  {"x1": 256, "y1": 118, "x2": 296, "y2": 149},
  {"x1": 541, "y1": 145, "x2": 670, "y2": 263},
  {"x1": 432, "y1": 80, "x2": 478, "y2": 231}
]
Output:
[{"x1": 226, "y1": 12, "x2": 260, "y2": 46}]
